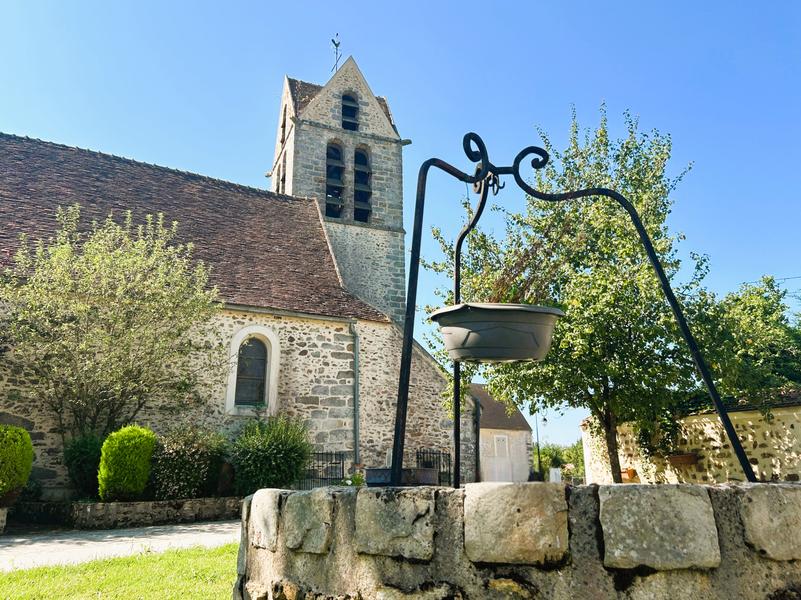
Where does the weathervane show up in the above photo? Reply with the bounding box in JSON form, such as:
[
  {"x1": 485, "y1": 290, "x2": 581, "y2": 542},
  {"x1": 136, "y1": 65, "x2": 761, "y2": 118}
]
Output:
[{"x1": 331, "y1": 34, "x2": 342, "y2": 72}]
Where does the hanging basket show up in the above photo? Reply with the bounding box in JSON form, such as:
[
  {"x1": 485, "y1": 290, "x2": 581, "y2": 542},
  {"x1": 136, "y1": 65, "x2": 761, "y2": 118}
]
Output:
[{"x1": 430, "y1": 303, "x2": 564, "y2": 363}]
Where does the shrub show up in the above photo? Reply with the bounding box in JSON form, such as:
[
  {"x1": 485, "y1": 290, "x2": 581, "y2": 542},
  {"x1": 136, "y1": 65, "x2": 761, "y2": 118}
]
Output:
[
  {"x1": 64, "y1": 434, "x2": 104, "y2": 499},
  {"x1": 98, "y1": 425, "x2": 156, "y2": 502},
  {"x1": 0, "y1": 425, "x2": 34, "y2": 506},
  {"x1": 338, "y1": 472, "x2": 365, "y2": 487},
  {"x1": 230, "y1": 417, "x2": 312, "y2": 496},
  {"x1": 151, "y1": 426, "x2": 227, "y2": 500}
]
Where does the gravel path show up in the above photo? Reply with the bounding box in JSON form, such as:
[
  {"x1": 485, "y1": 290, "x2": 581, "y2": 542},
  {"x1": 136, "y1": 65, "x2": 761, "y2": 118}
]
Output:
[{"x1": 0, "y1": 520, "x2": 240, "y2": 572}]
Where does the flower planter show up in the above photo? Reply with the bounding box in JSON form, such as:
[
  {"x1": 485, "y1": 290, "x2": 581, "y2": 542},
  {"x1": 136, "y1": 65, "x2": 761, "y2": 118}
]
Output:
[
  {"x1": 365, "y1": 467, "x2": 439, "y2": 487},
  {"x1": 667, "y1": 452, "x2": 700, "y2": 467},
  {"x1": 430, "y1": 303, "x2": 564, "y2": 363}
]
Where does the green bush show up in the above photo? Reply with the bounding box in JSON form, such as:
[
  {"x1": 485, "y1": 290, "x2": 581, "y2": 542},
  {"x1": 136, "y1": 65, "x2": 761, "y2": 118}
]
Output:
[
  {"x1": 151, "y1": 426, "x2": 227, "y2": 500},
  {"x1": 0, "y1": 425, "x2": 34, "y2": 506},
  {"x1": 98, "y1": 425, "x2": 156, "y2": 502},
  {"x1": 230, "y1": 417, "x2": 312, "y2": 496},
  {"x1": 64, "y1": 434, "x2": 104, "y2": 499}
]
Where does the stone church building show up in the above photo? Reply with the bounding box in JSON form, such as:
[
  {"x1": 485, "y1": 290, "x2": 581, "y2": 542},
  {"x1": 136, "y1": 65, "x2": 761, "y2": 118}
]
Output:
[{"x1": 0, "y1": 58, "x2": 476, "y2": 499}]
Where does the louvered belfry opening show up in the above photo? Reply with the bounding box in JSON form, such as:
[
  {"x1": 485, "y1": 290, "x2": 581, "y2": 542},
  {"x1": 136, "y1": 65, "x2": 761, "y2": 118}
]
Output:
[
  {"x1": 325, "y1": 143, "x2": 345, "y2": 218},
  {"x1": 354, "y1": 148, "x2": 372, "y2": 222}
]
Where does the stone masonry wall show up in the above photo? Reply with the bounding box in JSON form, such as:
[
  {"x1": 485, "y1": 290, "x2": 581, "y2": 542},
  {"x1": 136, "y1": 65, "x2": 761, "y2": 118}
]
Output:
[
  {"x1": 582, "y1": 406, "x2": 801, "y2": 485},
  {"x1": 290, "y1": 116, "x2": 406, "y2": 323},
  {"x1": 1, "y1": 307, "x2": 476, "y2": 498},
  {"x1": 324, "y1": 222, "x2": 406, "y2": 325},
  {"x1": 237, "y1": 482, "x2": 801, "y2": 600},
  {"x1": 0, "y1": 308, "x2": 359, "y2": 498}
]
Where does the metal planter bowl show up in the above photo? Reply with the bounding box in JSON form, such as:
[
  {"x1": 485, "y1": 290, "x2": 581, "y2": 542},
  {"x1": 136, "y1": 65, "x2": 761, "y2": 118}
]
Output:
[{"x1": 430, "y1": 303, "x2": 564, "y2": 363}]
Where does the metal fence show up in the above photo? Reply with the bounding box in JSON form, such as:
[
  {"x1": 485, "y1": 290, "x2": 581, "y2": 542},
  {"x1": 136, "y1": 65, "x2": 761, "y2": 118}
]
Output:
[
  {"x1": 416, "y1": 448, "x2": 452, "y2": 486},
  {"x1": 296, "y1": 451, "x2": 346, "y2": 490}
]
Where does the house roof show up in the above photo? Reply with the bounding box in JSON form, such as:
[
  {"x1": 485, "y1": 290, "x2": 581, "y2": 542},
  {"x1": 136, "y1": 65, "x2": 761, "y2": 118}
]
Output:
[
  {"x1": 0, "y1": 133, "x2": 388, "y2": 322},
  {"x1": 470, "y1": 384, "x2": 532, "y2": 432},
  {"x1": 287, "y1": 77, "x2": 397, "y2": 132}
]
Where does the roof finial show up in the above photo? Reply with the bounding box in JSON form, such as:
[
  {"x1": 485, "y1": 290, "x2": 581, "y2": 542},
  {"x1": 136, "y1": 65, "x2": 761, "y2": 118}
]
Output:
[{"x1": 331, "y1": 33, "x2": 342, "y2": 72}]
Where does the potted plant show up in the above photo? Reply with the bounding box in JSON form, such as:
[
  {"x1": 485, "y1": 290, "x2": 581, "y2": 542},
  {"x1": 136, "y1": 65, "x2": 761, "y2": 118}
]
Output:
[
  {"x1": 0, "y1": 425, "x2": 35, "y2": 533},
  {"x1": 429, "y1": 303, "x2": 564, "y2": 363}
]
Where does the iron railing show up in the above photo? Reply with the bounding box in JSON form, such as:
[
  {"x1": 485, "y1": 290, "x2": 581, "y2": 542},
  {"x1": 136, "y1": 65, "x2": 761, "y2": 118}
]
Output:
[
  {"x1": 296, "y1": 451, "x2": 346, "y2": 490},
  {"x1": 416, "y1": 448, "x2": 452, "y2": 486}
]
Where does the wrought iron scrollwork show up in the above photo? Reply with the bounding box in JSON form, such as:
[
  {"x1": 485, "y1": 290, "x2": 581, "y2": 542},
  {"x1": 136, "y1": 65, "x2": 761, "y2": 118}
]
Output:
[{"x1": 390, "y1": 132, "x2": 757, "y2": 487}]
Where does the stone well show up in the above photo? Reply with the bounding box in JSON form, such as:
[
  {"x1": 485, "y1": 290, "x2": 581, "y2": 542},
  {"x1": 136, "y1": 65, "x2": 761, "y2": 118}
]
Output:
[{"x1": 235, "y1": 482, "x2": 801, "y2": 600}]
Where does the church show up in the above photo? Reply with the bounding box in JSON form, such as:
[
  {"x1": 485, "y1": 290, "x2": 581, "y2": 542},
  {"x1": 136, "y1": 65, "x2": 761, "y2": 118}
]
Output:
[{"x1": 0, "y1": 58, "x2": 477, "y2": 499}]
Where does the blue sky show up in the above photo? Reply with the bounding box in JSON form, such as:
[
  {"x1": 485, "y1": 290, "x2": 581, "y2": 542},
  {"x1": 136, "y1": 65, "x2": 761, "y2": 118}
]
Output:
[{"x1": 2, "y1": 1, "x2": 799, "y2": 445}]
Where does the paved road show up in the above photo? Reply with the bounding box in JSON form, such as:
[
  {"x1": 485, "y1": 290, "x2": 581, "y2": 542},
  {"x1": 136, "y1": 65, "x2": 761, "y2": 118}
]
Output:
[{"x1": 0, "y1": 520, "x2": 240, "y2": 572}]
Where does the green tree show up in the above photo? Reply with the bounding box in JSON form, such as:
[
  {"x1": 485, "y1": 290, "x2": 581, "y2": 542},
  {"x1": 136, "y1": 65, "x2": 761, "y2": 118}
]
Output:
[
  {"x1": 429, "y1": 110, "x2": 801, "y2": 482},
  {"x1": 562, "y1": 439, "x2": 585, "y2": 479},
  {"x1": 686, "y1": 277, "x2": 801, "y2": 410},
  {"x1": 429, "y1": 108, "x2": 705, "y2": 482},
  {"x1": 531, "y1": 439, "x2": 585, "y2": 481},
  {"x1": 0, "y1": 205, "x2": 226, "y2": 438}
]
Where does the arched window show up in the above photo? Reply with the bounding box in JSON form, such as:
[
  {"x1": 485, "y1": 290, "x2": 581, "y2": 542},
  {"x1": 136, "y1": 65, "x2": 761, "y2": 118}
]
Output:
[
  {"x1": 325, "y1": 143, "x2": 345, "y2": 218},
  {"x1": 342, "y1": 94, "x2": 359, "y2": 131},
  {"x1": 354, "y1": 149, "x2": 372, "y2": 223},
  {"x1": 226, "y1": 325, "x2": 281, "y2": 415},
  {"x1": 234, "y1": 338, "x2": 267, "y2": 406}
]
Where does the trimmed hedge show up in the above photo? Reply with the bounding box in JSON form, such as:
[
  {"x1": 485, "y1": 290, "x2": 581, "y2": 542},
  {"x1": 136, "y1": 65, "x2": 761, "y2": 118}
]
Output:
[
  {"x1": 151, "y1": 426, "x2": 227, "y2": 500},
  {"x1": 0, "y1": 425, "x2": 34, "y2": 506},
  {"x1": 230, "y1": 417, "x2": 312, "y2": 496},
  {"x1": 64, "y1": 434, "x2": 104, "y2": 499},
  {"x1": 98, "y1": 425, "x2": 156, "y2": 502}
]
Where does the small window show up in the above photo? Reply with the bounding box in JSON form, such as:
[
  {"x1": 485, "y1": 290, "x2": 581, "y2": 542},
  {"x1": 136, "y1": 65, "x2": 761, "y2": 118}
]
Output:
[
  {"x1": 325, "y1": 143, "x2": 345, "y2": 218},
  {"x1": 342, "y1": 94, "x2": 359, "y2": 131},
  {"x1": 234, "y1": 338, "x2": 267, "y2": 406},
  {"x1": 353, "y1": 149, "x2": 371, "y2": 222},
  {"x1": 280, "y1": 105, "x2": 287, "y2": 144}
]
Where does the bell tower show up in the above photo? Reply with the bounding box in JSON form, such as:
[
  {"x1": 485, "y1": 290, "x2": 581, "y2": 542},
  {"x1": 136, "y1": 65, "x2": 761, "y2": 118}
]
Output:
[{"x1": 270, "y1": 58, "x2": 409, "y2": 323}]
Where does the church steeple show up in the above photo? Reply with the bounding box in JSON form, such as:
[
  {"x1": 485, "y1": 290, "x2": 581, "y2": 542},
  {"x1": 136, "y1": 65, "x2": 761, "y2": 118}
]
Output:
[{"x1": 271, "y1": 58, "x2": 409, "y2": 323}]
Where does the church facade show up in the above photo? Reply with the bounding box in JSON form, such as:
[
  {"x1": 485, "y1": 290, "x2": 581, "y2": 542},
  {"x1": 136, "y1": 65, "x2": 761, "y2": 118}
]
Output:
[{"x1": 0, "y1": 58, "x2": 476, "y2": 499}]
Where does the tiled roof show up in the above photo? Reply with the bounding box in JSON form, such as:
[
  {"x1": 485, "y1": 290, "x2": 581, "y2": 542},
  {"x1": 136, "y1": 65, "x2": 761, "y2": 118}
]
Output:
[
  {"x1": 0, "y1": 133, "x2": 388, "y2": 322},
  {"x1": 287, "y1": 77, "x2": 397, "y2": 132},
  {"x1": 470, "y1": 383, "x2": 532, "y2": 432}
]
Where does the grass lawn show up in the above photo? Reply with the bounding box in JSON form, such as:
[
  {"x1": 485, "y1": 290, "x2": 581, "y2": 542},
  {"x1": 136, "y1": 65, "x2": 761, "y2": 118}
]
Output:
[{"x1": 0, "y1": 543, "x2": 238, "y2": 600}]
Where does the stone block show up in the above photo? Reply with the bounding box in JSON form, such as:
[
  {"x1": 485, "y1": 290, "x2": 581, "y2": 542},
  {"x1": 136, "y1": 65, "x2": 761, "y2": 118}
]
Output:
[
  {"x1": 463, "y1": 482, "x2": 568, "y2": 565},
  {"x1": 355, "y1": 487, "x2": 434, "y2": 560},
  {"x1": 738, "y1": 483, "x2": 801, "y2": 561},
  {"x1": 599, "y1": 484, "x2": 720, "y2": 570},
  {"x1": 283, "y1": 488, "x2": 334, "y2": 554},
  {"x1": 249, "y1": 489, "x2": 282, "y2": 551}
]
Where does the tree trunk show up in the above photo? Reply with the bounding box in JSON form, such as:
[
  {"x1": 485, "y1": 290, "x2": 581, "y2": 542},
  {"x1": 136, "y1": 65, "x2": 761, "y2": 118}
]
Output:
[{"x1": 602, "y1": 407, "x2": 623, "y2": 483}]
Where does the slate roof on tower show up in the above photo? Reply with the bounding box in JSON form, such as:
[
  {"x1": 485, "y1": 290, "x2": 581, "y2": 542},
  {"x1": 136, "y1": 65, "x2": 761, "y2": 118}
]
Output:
[{"x1": 0, "y1": 132, "x2": 388, "y2": 322}]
